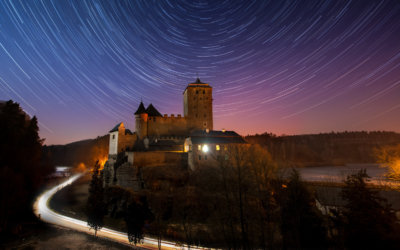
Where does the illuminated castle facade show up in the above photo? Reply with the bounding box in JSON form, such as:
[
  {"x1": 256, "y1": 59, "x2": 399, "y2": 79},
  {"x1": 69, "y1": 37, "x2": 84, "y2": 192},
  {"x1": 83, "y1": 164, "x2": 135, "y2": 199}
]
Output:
[
  {"x1": 104, "y1": 78, "x2": 245, "y2": 190},
  {"x1": 134, "y1": 78, "x2": 213, "y2": 139}
]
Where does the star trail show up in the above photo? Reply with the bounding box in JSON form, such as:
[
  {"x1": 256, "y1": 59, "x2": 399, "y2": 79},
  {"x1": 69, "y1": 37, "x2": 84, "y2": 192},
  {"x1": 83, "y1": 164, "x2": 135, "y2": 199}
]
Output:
[{"x1": 1, "y1": 0, "x2": 399, "y2": 145}]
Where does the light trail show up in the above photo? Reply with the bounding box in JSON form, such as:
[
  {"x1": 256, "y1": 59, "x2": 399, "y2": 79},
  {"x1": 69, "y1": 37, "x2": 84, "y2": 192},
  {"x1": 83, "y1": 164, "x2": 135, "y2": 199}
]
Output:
[{"x1": 33, "y1": 173, "x2": 206, "y2": 249}]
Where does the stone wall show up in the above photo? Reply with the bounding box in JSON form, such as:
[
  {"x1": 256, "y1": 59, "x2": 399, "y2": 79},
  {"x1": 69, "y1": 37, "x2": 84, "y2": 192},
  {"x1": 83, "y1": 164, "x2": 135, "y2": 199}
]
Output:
[
  {"x1": 127, "y1": 151, "x2": 187, "y2": 167},
  {"x1": 147, "y1": 115, "x2": 189, "y2": 137}
]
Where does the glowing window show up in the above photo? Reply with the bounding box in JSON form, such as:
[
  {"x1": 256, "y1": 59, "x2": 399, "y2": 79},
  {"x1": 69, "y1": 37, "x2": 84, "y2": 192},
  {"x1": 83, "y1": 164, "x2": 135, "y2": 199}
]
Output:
[
  {"x1": 216, "y1": 145, "x2": 220, "y2": 151},
  {"x1": 198, "y1": 145, "x2": 201, "y2": 150},
  {"x1": 202, "y1": 144, "x2": 209, "y2": 153}
]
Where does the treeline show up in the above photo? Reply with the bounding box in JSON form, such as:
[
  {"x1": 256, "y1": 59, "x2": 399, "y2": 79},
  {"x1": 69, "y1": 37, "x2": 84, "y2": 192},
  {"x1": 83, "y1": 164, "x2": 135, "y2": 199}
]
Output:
[
  {"x1": 90, "y1": 145, "x2": 400, "y2": 249},
  {"x1": 246, "y1": 131, "x2": 400, "y2": 166},
  {"x1": 0, "y1": 101, "x2": 54, "y2": 239},
  {"x1": 43, "y1": 135, "x2": 109, "y2": 168}
]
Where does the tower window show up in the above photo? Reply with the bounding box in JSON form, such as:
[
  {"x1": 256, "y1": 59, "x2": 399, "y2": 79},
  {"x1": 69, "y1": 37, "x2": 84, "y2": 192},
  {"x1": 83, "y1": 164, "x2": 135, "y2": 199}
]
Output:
[
  {"x1": 216, "y1": 145, "x2": 220, "y2": 151},
  {"x1": 203, "y1": 90, "x2": 205, "y2": 94},
  {"x1": 112, "y1": 135, "x2": 115, "y2": 139},
  {"x1": 196, "y1": 90, "x2": 198, "y2": 94}
]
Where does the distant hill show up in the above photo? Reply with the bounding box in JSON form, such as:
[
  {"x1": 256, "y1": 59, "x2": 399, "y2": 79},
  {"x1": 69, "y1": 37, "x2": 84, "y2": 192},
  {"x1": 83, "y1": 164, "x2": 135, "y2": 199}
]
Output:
[
  {"x1": 43, "y1": 135, "x2": 109, "y2": 168},
  {"x1": 245, "y1": 131, "x2": 400, "y2": 167}
]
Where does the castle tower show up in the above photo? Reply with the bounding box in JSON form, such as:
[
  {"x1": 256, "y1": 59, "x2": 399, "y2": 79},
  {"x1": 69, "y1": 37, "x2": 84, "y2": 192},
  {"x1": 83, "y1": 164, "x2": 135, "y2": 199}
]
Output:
[
  {"x1": 134, "y1": 101, "x2": 148, "y2": 139},
  {"x1": 183, "y1": 78, "x2": 213, "y2": 131},
  {"x1": 109, "y1": 122, "x2": 135, "y2": 156}
]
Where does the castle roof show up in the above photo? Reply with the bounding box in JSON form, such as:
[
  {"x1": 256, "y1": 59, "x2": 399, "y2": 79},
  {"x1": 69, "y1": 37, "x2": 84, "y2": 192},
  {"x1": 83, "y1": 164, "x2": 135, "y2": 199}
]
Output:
[
  {"x1": 189, "y1": 130, "x2": 246, "y2": 144},
  {"x1": 134, "y1": 101, "x2": 146, "y2": 115},
  {"x1": 146, "y1": 103, "x2": 162, "y2": 117},
  {"x1": 184, "y1": 78, "x2": 212, "y2": 93},
  {"x1": 109, "y1": 122, "x2": 123, "y2": 132}
]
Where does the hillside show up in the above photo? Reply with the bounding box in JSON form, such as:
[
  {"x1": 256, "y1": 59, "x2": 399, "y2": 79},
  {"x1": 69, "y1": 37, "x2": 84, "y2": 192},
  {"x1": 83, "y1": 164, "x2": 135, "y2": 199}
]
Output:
[
  {"x1": 246, "y1": 131, "x2": 400, "y2": 167},
  {"x1": 43, "y1": 135, "x2": 109, "y2": 168}
]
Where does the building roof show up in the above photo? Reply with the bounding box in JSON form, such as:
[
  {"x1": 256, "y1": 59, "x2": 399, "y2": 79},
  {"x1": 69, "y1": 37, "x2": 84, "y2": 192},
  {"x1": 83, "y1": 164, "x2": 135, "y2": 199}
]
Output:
[
  {"x1": 134, "y1": 101, "x2": 146, "y2": 115},
  {"x1": 146, "y1": 103, "x2": 162, "y2": 117},
  {"x1": 189, "y1": 130, "x2": 246, "y2": 144},
  {"x1": 184, "y1": 78, "x2": 212, "y2": 93},
  {"x1": 109, "y1": 122, "x2": 123, "y2": 132}
]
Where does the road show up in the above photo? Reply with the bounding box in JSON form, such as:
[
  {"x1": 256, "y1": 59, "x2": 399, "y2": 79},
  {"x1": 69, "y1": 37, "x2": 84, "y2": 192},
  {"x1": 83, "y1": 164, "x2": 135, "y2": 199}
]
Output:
[{"x1": 33, "y1": 173, "x2": 203, "y2": 249}]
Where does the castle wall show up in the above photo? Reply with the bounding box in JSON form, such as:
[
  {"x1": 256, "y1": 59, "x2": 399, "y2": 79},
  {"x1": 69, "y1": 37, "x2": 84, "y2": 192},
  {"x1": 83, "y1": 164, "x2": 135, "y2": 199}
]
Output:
[
  {"x1": 118, "y1": 132, "x2": 136, "y2": 152},
  {"x1": 126, "y1": 151, "x2": 187, "y2": 167},
  {"x1": 146, "y1": 115, "x2": 189, "y2": 137}
]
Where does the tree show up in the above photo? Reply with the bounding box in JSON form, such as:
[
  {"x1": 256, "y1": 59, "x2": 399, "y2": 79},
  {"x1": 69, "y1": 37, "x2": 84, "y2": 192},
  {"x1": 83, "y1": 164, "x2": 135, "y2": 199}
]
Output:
[
  {"x1": 376, "y1": 144, "x2": 400, "y2": 181},
  {"x1": 125, "y1": 195, "x2": 153, "y2": 245},
  {"x1": 86, "y1": 160, "x2": 106, "y2": 237},
  {"x1": 0, "y1": 100, "x2": 54, "y2": 237},
  {"x1": 278, "y1": 170, "x2": 328, "y2": 249},
  {"x1": 337, "y1": 169, "x2": 400, "y2": 249}
]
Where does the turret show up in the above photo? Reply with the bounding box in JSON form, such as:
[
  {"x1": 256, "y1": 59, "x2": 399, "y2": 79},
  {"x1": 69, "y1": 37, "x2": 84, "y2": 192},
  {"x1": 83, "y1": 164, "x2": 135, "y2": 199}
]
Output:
[{"x1": 134, "y1": 101, "x2": 148, "y2": 139}]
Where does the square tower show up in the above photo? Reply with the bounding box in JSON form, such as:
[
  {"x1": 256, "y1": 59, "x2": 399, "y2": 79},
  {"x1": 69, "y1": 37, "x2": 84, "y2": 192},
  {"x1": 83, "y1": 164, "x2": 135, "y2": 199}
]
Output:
[{"x1": 183, "y1": 78, "x2": 213, "y2": 131}]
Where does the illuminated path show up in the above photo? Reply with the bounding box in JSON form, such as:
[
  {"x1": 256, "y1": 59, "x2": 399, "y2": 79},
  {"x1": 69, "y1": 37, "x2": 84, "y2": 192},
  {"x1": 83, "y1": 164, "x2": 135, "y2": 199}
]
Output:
[{"x1": 33, "y1": 174, "x2": 203, "y2": 249}]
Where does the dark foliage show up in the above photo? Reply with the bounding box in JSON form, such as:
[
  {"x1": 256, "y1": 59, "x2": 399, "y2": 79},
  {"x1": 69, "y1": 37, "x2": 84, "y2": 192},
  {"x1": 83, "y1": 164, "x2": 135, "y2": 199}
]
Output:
[
  {"x1": 0, "y1": 100, "x2": 54, "y2": 237},
  {"x1": 278, "y1": 170, "x2": 328, "y2": 249},
  {"x1": 334, "y1": 169, "x2": 400, "y2": 249},
  {"x1": 125, "y1": 196, "x2": 153, "y2": 245},
  {"x1": 86, "y1": 161, "x2": 106, "y2": 236},
  {"x1": 246, "y1": 131, "x2": 400, "y2": 166}
]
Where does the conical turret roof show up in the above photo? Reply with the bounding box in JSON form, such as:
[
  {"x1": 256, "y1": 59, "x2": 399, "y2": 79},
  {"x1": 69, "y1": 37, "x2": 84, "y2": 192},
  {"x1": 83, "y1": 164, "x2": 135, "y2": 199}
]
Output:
[
  {"x1": 134, "y1": 101, "x2": 146, "y2": 115},
  {"x1": 146, "y1": 103, "x2": 162, "y2": 117}
]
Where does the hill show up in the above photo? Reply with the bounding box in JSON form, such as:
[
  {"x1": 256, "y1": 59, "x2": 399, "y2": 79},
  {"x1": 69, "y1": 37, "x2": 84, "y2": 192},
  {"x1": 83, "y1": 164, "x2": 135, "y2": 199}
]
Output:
[
  {"x1": 245, "y1": 131, "x2": 400, "y2": 167},
  {"x1": 43, "y1": 135, "x2": 109, "y2": 168}
]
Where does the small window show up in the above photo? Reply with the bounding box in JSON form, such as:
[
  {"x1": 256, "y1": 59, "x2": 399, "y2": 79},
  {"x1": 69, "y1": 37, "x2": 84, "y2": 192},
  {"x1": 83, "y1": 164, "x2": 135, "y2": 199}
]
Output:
[
  {"x1": 112, "y1": 134, "x2": 115, "y2": 139},
  {"x1": 198, "y1": 145, "x2": 201, "y2": 150},
  {"x1": 224, "y1": 145, "x2": 228, "y2": 151},
  {"x1": 203, "y1": 122, "x2": 207, "y2": 127},
  {"x1": 199, "y1": 155, "x2": 202, "y2": 160},
  {"x1": 216, "y1": 145, "x2": 220, "y2": 151},
  {"x1": 196, "y1": 90, "x2": 198, "y2": 94},
  {"x1": 203, "y1": 90, "x2": 205, "y2": 94}
]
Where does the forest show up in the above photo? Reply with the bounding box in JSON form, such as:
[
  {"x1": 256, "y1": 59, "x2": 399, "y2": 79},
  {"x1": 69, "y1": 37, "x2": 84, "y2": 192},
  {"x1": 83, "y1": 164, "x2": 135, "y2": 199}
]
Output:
[
  {"x1": 86, "y1": 144, "x2": 400, "y2": 249},
  {"x1": 0, "y1": 101, "x2": 54, "y2": 240}
]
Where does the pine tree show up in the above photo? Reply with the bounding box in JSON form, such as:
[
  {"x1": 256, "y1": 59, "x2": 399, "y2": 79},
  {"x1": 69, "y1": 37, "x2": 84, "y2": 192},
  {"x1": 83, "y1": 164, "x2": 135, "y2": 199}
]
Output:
[
  {"x1": 339, "y1": 169, "x2": 400, "y2": 249},
  {"x1": 86, "y1": 161, "x2": 106, "y2": 237},
  {"x1": 279, "y1": 170, "x2": 328, "y2": 249}
]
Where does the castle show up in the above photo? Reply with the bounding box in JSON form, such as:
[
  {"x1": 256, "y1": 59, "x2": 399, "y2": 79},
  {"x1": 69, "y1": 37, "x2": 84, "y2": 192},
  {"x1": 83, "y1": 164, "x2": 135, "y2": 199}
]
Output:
[{"x1": 104, "y1": 78, "x2": 246, "y2": 190}]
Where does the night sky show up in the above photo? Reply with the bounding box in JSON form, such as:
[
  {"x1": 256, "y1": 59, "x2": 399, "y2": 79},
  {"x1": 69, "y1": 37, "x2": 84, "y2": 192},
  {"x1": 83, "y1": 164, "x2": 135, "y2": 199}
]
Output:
[{"x1": 1, "y1": 0, "x2": 400, "y2": 145}]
